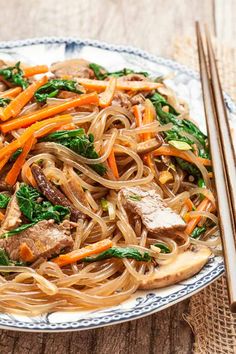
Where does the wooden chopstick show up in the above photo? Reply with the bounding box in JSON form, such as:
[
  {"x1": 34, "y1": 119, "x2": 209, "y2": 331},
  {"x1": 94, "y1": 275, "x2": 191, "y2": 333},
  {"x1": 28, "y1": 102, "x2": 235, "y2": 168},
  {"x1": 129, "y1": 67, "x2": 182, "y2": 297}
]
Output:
[
  {"x1": 204, "y1": 26, "x2": 236, "y2": 222},
  {"x1": 196, "y1": 22, "x2": 236, "y2": 313}
]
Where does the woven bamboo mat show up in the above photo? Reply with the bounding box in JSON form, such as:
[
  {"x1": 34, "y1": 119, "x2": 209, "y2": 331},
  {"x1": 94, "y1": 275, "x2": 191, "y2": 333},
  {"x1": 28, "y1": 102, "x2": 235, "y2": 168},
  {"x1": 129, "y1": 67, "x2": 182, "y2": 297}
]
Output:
[{"x1": 173, "y1": 38, "x2": 236, "y2": 354}]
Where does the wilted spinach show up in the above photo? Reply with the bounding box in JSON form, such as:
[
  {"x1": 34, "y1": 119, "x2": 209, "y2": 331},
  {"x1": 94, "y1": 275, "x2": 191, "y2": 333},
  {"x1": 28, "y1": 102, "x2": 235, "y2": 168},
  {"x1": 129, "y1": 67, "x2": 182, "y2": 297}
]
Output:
[
  {"x1": 191, "y1": 226, "x2": 206, "y2": 239},
  {"x1": 0, "y1": 97, "x2": 11, "y2": 107},
  {"x1": 83, "y1": 247, "x2": 152, "y2": 262},
  {"x1": 89, "y1": 63, "x2": 149, "y2": 80},
  {"x1": 41, "y1": 129, "x2": 106, "y2": 175},
  {"x1": 34, "y1": 79, "x2": 83, "y2": 103},
  {"x1": 1, "y1": 184, "x2": 70, "y2": 238},
  {"x1": 0, "y1": 62, "x2": 28, "y2": 89},
  {"x1": 0, "y1": 194, "x2": 10, "y2": 209}
]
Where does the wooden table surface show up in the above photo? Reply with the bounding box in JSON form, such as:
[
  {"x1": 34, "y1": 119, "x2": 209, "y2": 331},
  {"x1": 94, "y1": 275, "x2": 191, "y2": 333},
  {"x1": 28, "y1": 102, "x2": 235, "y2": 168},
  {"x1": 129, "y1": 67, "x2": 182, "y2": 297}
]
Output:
[{"x1": 0, "y1": 0, "x2": 235, "y2": 353}]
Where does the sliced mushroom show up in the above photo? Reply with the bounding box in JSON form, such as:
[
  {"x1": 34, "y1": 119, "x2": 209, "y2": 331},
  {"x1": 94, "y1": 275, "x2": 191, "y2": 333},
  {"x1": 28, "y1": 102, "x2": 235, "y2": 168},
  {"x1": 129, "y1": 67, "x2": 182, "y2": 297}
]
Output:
[
  {"x1": 139, "y1": 244, "x2": 211, "y2": 289},
  {"x1": 50, "y1": 59, "x2": 94, "y2": 79}
]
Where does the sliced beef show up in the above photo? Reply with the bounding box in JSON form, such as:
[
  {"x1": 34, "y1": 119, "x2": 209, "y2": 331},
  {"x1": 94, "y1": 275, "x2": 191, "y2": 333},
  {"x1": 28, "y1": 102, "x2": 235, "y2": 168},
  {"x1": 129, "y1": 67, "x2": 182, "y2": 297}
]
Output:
[
  {"x1": 31, "y1": 164, "x2": 84, "y2": 222},
  {"x1": 0, "y1": 184, "x2": 21, "y2": 236},
  {"x1": 51, "y1": 59, "x2": 94, "y2": 79},
  {"x1": 120, "y1": 186, "x2": 186, "y2": 235},
  {"x1": 0, "y1": 220, "x2": 74, "y2": 262},
  {"x1": 130, "y1": 93, "x2": 146, "y2": 106},
  {"x1": 0, "y1": 180, "x2": 13, "y2": 193},
  {"x1": 112, "y1": 91, "x2": 132, "y2": 110},
  {"x1": 122, "y1": 73, "x2": 147, "y2": 81}
]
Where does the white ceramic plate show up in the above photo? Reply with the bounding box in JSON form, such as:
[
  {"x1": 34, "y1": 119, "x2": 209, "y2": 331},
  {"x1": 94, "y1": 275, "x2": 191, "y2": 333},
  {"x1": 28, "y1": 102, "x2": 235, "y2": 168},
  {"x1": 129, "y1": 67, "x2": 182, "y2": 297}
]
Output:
[{"x1": 0, "y1": 38, "x2": 234, "y2": 332}]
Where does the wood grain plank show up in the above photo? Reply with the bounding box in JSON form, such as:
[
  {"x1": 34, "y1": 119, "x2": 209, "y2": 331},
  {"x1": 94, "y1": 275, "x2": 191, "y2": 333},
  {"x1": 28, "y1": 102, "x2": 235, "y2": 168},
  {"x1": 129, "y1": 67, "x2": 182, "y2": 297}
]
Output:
[
  {"x1": 214, "y1": 0, "x2": 236, "y2": 45},
  {"x1": 0, "y1": 0, "x2": 216, "y2": 57},
  {"x1": 0, "y1": 301, "x2": 192, "y2": 354}
]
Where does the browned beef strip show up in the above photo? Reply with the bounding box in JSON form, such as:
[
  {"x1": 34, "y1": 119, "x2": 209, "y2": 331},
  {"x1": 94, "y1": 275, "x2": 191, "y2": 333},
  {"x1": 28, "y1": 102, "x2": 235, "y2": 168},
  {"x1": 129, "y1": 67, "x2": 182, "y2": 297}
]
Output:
[
  {"x1": 112, "y1": 91, "x2": 132, "y2": 110},
  {"x1": 0, "y1": 180, "x2": 13, "y2": 193},
  {"x1": 0, "y1": 220, "x2": 74, "y2": 262},
  {"x1": 122, "y1": 73, "x2": 147, "y2": 81},
  {"x1": 0, "y1": 183, "x2": 21, "y2": 236},
  {"x1": 120, "y1": 187, "x2": 186, "y2": 235},
  {"x1": 51, "y1": 59, "x2": 94, "y2": 79},
  {"x1": 31, "y1": 164, "x2": 84, "y2": 222}
]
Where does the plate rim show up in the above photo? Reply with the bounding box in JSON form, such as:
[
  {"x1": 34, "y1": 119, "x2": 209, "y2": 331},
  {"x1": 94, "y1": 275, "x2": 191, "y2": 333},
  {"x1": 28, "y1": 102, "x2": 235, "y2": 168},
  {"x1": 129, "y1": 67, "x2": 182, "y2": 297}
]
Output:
[{"x1": 0, "y1": 37, "x2": 231, "y2": 332}]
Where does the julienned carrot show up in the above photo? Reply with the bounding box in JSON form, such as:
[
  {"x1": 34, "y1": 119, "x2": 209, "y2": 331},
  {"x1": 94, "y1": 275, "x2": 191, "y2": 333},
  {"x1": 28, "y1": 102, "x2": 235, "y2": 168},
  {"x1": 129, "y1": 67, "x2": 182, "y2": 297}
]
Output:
[
  {"x1": 153, "y1": 145, "x2": 212, "y2": 167},
  {"x1": 185, "y1": 198, "x2": 195, "y2": 211},
  {"x1": 23, "y1": 65, "x2": 49, "y2": 78},
  {"x1": 0, "y1": 153, "x2": 12, "y2": 172},
  {"x1": 133, "y1": 105, "x2": 142, "y2": 128},
  {"x1": 185, "y1": 198, "x2": 211, "y2": 235},
  {"x1": 25, "y1": 167, "x2": 37, "y2": 188},
  {"x1": 19, "y1": 243, "x2": 34, "y2": 262},
  {"x1": 5, "y1": 135, "x2": 36, "y2": 186},
  {"x1": 0, "y1": 211, "x2": 5, "y2": 221},
  {"x1": 99, "y1": 77, "x2": 117, "y2": 108},
  {"x1": 53, "y1": 239, "x2": 113, "y2": 267},
  {"x1": 0, "y1": 92, "x2": 99, "y2": 134},
  {"x1": 0, "y1": 76, "x2": 48, "y2": 121},
  {"x1": 142, "y1": 99, "x2": 155, "y2": 141},
  {"x1": 77, "y1": 78, "x2": 162, "y2": 92},
  {"x1": 0, "y1": 87, "x2": 22, "y2": 99},
  {"x1": 0, "y1": 114, "x2": 72, "y2": 164},
  {"x1": 108, "y1": 149, "x2": 119, "y2": 179}
]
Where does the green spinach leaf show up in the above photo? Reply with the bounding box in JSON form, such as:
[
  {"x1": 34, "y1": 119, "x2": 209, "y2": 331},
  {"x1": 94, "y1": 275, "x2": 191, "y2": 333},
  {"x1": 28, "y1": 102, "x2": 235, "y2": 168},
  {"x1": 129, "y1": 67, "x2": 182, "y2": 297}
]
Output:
[
  {"x1": 154, "y1": 243, "x2": 171, "y2": 253},
  {"x1": 34, "y1": 79, "x2": 83, "y2": 103},
  {"x1": 1, "y1": 223, "x2": 36, "y2": 238},
  {"x1": 175, "y1": 157, "x2": 201, "y2": 177},
  {"x1": 10, "y1": 148, "x2": 23, "y2": 162},
  {"x1": 89, "y1": 63, "x2": 149, "y2": 80},
  {"x1": 83, "y1": 247, "x2": 152, "y2": 262},
  {"x1": 16, "y1": 184, "x2": 69, "y2": 223},
  {"x1": 191, "y1": 226, "x2": 206, "y2": 239},
  {"x1": 0, "y1": 194, "x2": 10, "y2": 209},
  {"x1": 0, "y1": 97, "x2": 11, "y2": 107},
  {"x1": 0, "y1": 62, "x2": 28, "y2": 89},
  {"x1": 0, "y1": 248, "x2": 25, "y2": 265},
  {"x1": 41, "y1": 129, "x2": 106, "y2": 175},
  {"x1": 150, "y1": 93, "x2": 209, "y2": 154}
]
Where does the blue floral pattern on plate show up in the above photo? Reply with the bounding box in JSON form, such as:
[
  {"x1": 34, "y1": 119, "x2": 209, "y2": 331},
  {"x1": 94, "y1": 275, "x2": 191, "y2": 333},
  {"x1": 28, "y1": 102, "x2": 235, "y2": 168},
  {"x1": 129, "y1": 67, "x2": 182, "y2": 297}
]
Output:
[{"x1": 0, "y1": 37, "x2": 233, "y2": 332}]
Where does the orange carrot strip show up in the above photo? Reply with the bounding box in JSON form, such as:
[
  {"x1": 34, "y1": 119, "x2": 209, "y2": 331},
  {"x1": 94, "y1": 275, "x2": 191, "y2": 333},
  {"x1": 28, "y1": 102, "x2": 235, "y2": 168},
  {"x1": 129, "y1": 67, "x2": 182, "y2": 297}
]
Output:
[
  {"x1": 153, "y1": 145, "x2": 212, "y2": 166},
  {"x1": 133, "y1": 105, "x2": 142, "y2": 128},
  {"x1": 25, "y1": 166, "x2": 37, "y2": 188},
  {"x1": 133, "y1": 105, "x2": 144, "y2": 141},
  {"x1": 142, "y1": 99, "x2": 155, "y2": 141},
  {"x1": 108, "y1": 149, "x2": 119, "y2": 179},
  {"x1": 0, "y1": 76, "x2": 48, "y2": 121},
  {"x1": 144, "y1": 153, "x2": 156, "y2": 176},
  {"x1": 19, "y1": 243, "x2": 35, "y2": 262},
  {"x1": 0, "y1": 115, "x2": 72, "y2": 164},
  {"x1": 99, "y1": 77, "x2": 117, "y2": 108},
  {"x1": 5, "y1": 136, "x2": 36, "y2": 186},
  {"x1": 185, "y1": 198, "x2": 210, "y2": 235},
  {"x1": 53, "y1": 239, "x2": 113, "y2": 267},
  {"x1": 185, "y1": 198, "x2": 195, "y2": 211},
  {"x1": 23, "y1": 65, "x2": 49, "y2": 77},
  {"x1": 208, "y1": 172, "x2": 213, "y2": 178},
  {"x1": 0, "y1": 211, "x2": 5, "y2": 221},
  {"x1": 0, "y1": 92, "x2": 99, "y2": 133},
  {"x1": 77, "y1": 78, "x2": 162, "y2": 92},
  {"x1": 0, "y1": 142, "x2": 22, "y2": 165},
  {"x1": 0, "y1": 87, "x2": 22, "y2": 99}
]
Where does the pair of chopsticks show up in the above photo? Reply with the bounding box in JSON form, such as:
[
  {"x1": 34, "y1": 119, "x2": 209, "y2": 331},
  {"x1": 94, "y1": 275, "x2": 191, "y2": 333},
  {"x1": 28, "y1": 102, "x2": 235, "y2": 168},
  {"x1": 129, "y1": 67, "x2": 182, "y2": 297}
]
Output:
[{"x1": 196, "y1": 22, "x2": 236, "y2": 313}]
